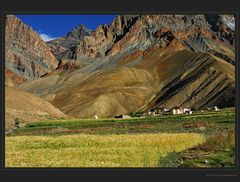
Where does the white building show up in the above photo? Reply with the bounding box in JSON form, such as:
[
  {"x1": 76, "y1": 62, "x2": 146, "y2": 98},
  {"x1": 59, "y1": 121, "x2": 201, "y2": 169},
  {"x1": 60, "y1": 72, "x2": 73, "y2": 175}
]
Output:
[
  {"x1": 184, "y1": 108, "x2": 192, "y2": 114},
  {"x1": 213, "y1": 106, "x2": 219, "y2": 111},
  {"x1": 172, "y1": 107, "x2": 192, "y2": 115},
  {"x1": 114, "y1": 114, "x2": 131, "y2": 119},
  {"x1": 172, "y1": 107, "x2": 184, "y2": 115},
  {"x1": 148, "y1": 109, "x2": 156, "y2": 116},
  {"x1": 122, "y1": 115, "x2": 131, "y2": 119},
  {"x1": 163, "y1": 108, "x2": 170, "y2": 112}
]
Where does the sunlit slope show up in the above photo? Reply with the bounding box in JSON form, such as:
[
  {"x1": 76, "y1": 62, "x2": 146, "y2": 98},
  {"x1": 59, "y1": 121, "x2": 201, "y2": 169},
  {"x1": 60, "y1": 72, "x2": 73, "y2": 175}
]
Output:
[
  {"x1": 5, "y1": 87, "x2": 67, "y2": 129},
  {"x1": 18, "y1": 46, "x2": 234, "y2": 118},
  {"x1": 51, "y1": 67, "x2": 160, "y2": 118}
]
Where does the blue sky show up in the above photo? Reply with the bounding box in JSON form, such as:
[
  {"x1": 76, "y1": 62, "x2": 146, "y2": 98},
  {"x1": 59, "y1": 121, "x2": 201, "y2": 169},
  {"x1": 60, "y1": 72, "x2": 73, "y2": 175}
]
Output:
[{"x1": 16, "y1": 15, "x2": 116, "y2": 41}]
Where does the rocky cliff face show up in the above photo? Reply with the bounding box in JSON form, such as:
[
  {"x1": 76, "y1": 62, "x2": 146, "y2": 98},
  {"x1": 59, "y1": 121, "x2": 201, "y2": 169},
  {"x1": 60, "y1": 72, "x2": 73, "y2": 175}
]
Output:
[
  {"x1": 48, "y1": 15, "x2": 235, "y2": 67},
  {"x1": 5, "y1": 15, "x2": 58, "y2": 81},
  {"x1": 14, "y1": 14, "x2": 235, "y2": 118},
  {"x1": 47, "y1": 15, "x2": 139, "y2": 66},
  {"x1": 47, "y1": 24, "x2": 92, "y2": 61}
]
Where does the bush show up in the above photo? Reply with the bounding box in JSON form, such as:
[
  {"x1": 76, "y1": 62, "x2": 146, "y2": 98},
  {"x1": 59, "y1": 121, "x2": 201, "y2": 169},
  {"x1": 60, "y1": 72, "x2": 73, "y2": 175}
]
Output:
[
  {"x1": 195, "y1": 130, "x2": 235, "y2": 152},
  {"x1": 14, "y1": 118, "x2": 20, "y2": 129}
]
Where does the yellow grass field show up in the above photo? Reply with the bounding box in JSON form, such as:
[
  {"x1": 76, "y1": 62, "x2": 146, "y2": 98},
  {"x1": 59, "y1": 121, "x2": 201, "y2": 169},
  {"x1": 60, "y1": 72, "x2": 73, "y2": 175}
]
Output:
[{"x1": 5, "y1": 133, "x2": 205, "y2": 167}]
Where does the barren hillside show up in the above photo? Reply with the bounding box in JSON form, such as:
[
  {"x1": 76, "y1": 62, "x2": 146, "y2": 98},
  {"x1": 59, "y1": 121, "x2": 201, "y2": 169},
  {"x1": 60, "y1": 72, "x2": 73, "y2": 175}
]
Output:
[
  {"x1": 6, "y1": 14, "x2": 235, "y2": 118},
  {"x1": 5, "y1": 87, "x2": 67, "y2": 129}
]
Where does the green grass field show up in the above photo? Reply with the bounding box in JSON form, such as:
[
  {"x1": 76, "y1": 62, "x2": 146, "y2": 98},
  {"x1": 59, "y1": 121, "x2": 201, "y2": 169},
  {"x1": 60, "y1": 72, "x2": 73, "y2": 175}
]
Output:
[{"x1": 5, "y1": 108, "x2": 235, "y2": 168}]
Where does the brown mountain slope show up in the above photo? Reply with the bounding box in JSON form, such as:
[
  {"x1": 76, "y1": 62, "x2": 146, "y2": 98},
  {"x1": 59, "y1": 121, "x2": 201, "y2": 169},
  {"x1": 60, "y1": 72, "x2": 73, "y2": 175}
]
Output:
[
  {"x1": 5, "y1": 87, "x2": 67, "y2": 130},
  {"x1": 51, "y1": 67, "x2": 159, "y2": 118},
  {"x1": 143, "y1": 49, "x2": 235, "y2": 110},
  {"x1": 15, "y1": 14, "x2": 235, "y2": 118},
  {"x1": 18, "y1": 47, "x2": 235, "y2": 118}
]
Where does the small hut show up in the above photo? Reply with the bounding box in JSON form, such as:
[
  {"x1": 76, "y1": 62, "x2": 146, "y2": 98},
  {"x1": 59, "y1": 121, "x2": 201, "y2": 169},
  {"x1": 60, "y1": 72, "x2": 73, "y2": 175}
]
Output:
[
  {"x1": 114, "y1": 114, "x2": 131, "y2": 119},
  {"x1": 172, "y1": 107, "x2": 184, "y2": 115},
  {"x1": 213, "y1": 106, "x2": 219, "y2": 111},
  {"x1": 148, "y1": 109, "x2": 156, "y2": 116}
]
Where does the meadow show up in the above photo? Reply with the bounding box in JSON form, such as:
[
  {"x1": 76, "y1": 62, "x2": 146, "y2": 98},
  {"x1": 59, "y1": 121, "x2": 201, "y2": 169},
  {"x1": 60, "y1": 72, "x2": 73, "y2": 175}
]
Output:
[{"x1": 5, "y1": 108, "x2": 235, "y2": 168}]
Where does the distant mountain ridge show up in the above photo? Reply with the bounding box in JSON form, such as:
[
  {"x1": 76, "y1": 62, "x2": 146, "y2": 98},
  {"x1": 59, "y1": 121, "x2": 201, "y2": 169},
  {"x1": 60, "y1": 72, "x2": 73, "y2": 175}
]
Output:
[
  {"x1": 48, "y1": 15, "x2": 235, "y2": 66},
  {"x1": 5, "y1": 14, "x2": 235, "y2": 119}
]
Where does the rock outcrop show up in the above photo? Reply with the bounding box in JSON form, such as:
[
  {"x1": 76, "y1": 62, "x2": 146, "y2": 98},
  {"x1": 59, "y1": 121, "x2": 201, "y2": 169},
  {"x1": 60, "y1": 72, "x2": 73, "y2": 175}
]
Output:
[
  {"x1": 48, "y1": 15, "x2": 235, "y2": 67},
  {"x1": 47, "y1": 24, "x2": 92, "y2": 60},
  {"x1": 5, "y1": 15, "x2": 58, "y2": 81}
]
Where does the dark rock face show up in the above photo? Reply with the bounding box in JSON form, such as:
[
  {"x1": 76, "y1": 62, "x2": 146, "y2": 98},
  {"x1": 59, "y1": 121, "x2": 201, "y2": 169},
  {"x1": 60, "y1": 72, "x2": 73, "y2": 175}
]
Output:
[
  {"x1": 47, "y1": 24, "x2": 92, "y2": 61},
  {"x1": 5, "y1": 15, "x2": 58, "y2": 80},
  {"x1": 149, "y1": 53, "x2": 235, "y2": 110},
  {"x1": 47, "y1": 15, "x2": 140, "y2": 64},
  {"x1": 66, "y1": 24, "x2": 92, "y2": 40}
]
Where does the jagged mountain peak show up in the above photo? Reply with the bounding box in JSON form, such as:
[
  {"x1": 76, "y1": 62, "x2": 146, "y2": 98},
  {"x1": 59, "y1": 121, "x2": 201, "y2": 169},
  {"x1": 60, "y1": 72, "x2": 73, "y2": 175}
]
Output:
[
  {"x1": 66, "y1": 24, "x2": 92, "y2": 40},
  {"x1": 55, "y1": 14, "x2": 235, "y2": 64}
]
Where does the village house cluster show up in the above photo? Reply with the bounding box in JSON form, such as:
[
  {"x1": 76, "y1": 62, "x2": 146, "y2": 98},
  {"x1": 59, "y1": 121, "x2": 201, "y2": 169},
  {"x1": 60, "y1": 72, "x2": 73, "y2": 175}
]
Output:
[
  {"x1": 109, "y1": 106, "x2": 220, "y2": 119},
  {"x1": 145, "y1": 107, "x2": 192, "y2": 116},
  {"x1": 145, "y1": 106, "x2": 220, "y2": 116}
]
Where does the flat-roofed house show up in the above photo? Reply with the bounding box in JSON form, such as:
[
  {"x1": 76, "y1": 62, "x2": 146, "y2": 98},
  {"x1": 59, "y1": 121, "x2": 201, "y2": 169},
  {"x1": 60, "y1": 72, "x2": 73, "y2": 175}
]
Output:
[
  {"x1": 172, "y1": 107, "x2": 184, "y2": 115},
  {"x1": 172, "y1": 107, "x2": 192, "y2": 114}
]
